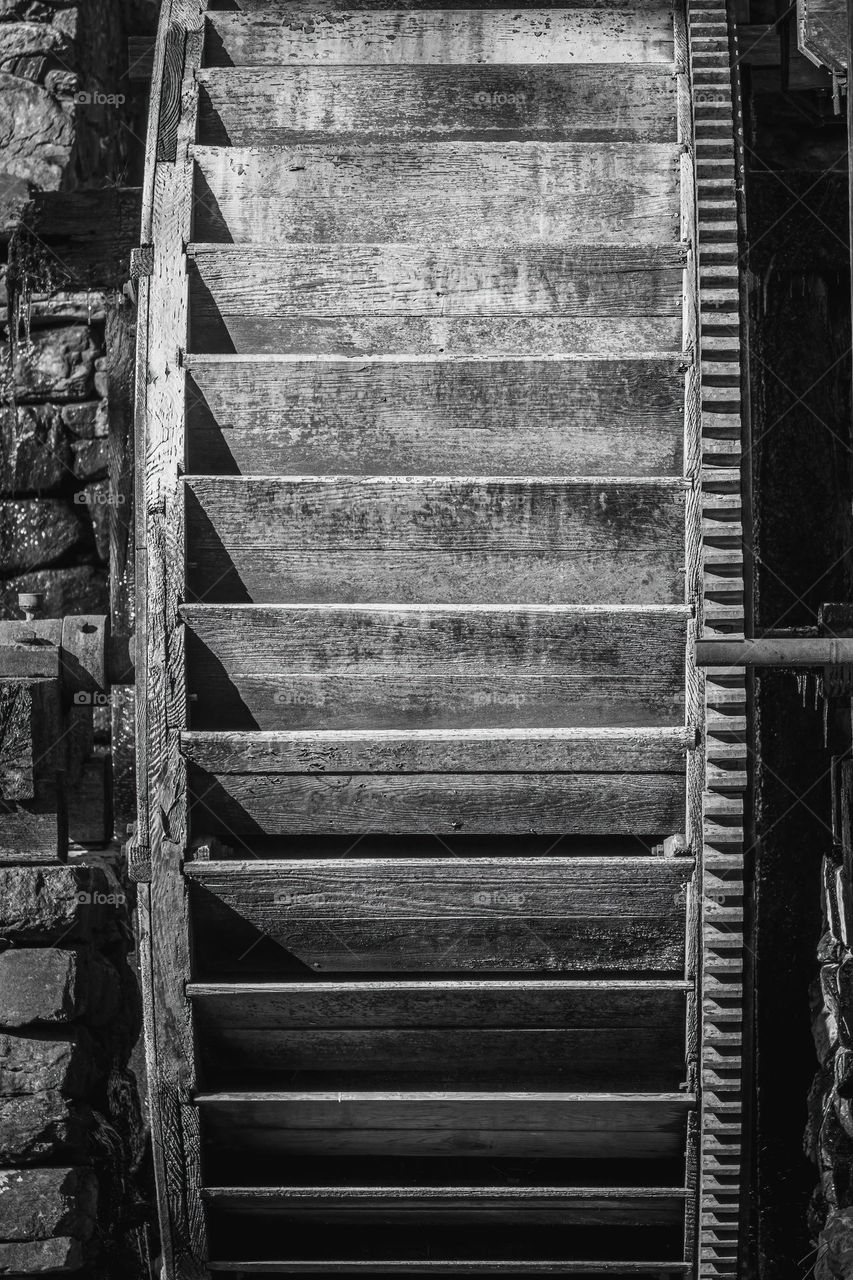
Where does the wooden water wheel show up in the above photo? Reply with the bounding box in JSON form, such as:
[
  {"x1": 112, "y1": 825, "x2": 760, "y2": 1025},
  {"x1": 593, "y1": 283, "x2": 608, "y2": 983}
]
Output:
[{"x1": 133, "y1": 1, "x2": 747, "y2": 1273}]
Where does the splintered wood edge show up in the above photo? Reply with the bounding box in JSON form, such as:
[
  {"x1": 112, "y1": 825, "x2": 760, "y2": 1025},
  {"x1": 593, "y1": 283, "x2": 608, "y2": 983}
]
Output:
[{"x1": 689, "y1": 0, "x2": 747, "y2": 1274}]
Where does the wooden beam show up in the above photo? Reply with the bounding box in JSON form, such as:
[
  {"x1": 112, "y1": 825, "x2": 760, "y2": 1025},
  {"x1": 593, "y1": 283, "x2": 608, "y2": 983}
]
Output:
[{"x1": 0, "y1": 679, "x2": 65, "y2": 862}]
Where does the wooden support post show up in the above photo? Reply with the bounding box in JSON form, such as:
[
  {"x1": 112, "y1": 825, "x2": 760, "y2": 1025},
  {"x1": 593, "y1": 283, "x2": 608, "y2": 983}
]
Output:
[
  {"x1": 134, "y1": 2, "x2": 208, "y2": 1276},
  {"x1": 0, "y1": 678, "x2": 66, "y2": 862},
  {"x1": 107, "y1": 294, "x2": 138, "y2": 840}
]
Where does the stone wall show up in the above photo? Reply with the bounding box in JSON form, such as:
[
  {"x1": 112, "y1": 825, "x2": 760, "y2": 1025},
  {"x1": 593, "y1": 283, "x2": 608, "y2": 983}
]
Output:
[
  {"x1": 0, "y1": 864, "x2": 153, "y2": 1277},
  {"x1": 1, "y1": 286, "x2": 110, "y2": 619},
  {"x1": 0, "y1": 0, "x2": 156, "y2": 1274},
  {"x1": 807, "y1": 759, "x2": 853, "y2": 1280},
  {"x1": 0, "y1": 0, "x2": 152, "y2": 614}
]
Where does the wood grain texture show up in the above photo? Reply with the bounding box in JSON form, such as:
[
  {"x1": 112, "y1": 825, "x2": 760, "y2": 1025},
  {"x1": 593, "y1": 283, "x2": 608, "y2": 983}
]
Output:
[
  {"x1": 184, "y1": 356, "x2": 686, "y2": 476},
  {"x1": 196, "y1": 65, "x2": 678, "y2": 145},
  {"x1": 191, "y1": 142, "x2": 681, "y2": 245},
  {"x1": 204, "y1": 9, "x2": 675, "y2": 66},
  {"x1": 206, "y1": 1264, "x2": 691, "y2": 1275},
  {"x1": 188, "y1": 314, "x2": 683, "y2": 357},
  {"x1": 187, "y1": 978, "x2": 689, "y2": 1027},
  {"x1": 206, "y1": 1266, "x2": 691, "y2": 1276},
  {"x1": 194, "y1": 1025, "x2": 685, "y2": 1088},
  {"x1": 182, "y1": 604, "x2": 689, "y2": 729},
  {"x1": 0, "y1": 683, "x2": 35, "y2": 801},
  {"x1": 181, "y1": 727, "x2": 693, "y2": 774},
  {"x1": 145, "y1": 0, "x2": 702, "y2": 1263},
  {"x1": 106, "y1": 297, "x2": 137, "y2": 837},
  {"x1": 197, "y1": 1091, "x2": 694, "y2": 1158},
  {"x1": 186, "y1": 768, "x2": 685, "y2": 835},
  {"x1": 209, "y1": 0, "x2": 679, "y2": 9},
  {"x1": 136, "y1": 0, "x2": 208, "y2": 1270},
  {"x1": 156, "y1": 22, "x2": 186, "y2": 162},
  {"x1": 186, "y1": 857, "x2": 691, "y2": 971},
  {"x1": 184, "y1": 477, "x2": 687, "y2": 605},
  {"x1": 203, "y1": 1184, "x2": 687, "y2": 1227},
  {"x1": 188, "y1": 244, "x2": 686, "y2": 320}
]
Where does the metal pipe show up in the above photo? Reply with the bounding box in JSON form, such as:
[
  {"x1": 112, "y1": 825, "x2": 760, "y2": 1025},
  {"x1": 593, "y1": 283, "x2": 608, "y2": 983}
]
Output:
[{"x1": 696, "y1": 638, "x2": 853, "y2": 667}]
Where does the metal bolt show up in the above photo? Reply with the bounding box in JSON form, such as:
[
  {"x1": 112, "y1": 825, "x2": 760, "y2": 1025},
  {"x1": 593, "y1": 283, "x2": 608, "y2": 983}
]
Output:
[{"x1": 17, "y1": 591, "x2": 44, "y2": 622}]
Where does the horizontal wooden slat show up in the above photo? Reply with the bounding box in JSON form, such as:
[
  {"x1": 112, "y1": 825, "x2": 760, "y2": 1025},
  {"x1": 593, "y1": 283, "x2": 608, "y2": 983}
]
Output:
[
  {"x1": 197, "y1": 1091, "x2": 695, "y2": 1157},
  {"x1": 184, "y1": 355, "x2": 686, "y2": 476},
  {"x1": 203, "y1": 1184, "x2": 687, "y2": 1226},
  {"x1": 191, "y1": 975, "x2": 690, "y2": 1086},
  {"x1": 191, "y1": 143, "x2": 681, "y2": 245},
  {"x1": 204, "y1": 1177, "x2": 686, "y2": 1218},
  {"x1": 186, "y1": 857, "x2": 693, "y2": 918},
  {"x1": 196, "y1": 66, "x2": 678, "y2": 146},
  {"x1": 188, "y1": 315, "x2": 682, "y2": 357},
  {"x1": 181, "y1": 727, "x2": 694, "y2": 774},
  {"x1": 204, "y1": 10, "x2": 675, "y2": 66},
  {"x1": 188, "y1": 978, "x2": 689, "y2": 1025},
  {"x1": 194, "y1": 1026, "x2": 686, "y2": 1088},
  {"x1": 182, "y1": 604, "x2": 689, "y2": 673},
  {"x1": 186, "y1": 857, "x2": 691, "y2": 972},
  {"x1": 188, "y1": 244, "x2": 685, "y2": 321},
  {"x1": 184, "y1": 477, "x2": 687, "y2": 605},
  {"x1": 208, "y1": 0, "x2": 678, "y2": 9},
  {"x1": 187, "y1": 769, "x2": 685, "y2": 835},
  {"x1": 182, "y1": 604, "x2": 689, "y2": 729},
  {"x1": 206, "y1": 1265, "x2": 691, "y2": 1276}
]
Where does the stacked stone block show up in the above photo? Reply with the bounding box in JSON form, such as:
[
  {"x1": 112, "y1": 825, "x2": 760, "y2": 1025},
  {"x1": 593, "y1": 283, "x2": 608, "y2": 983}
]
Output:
[{"x1": 0, "y1": 862, "x2": 150, "y2": 1276}]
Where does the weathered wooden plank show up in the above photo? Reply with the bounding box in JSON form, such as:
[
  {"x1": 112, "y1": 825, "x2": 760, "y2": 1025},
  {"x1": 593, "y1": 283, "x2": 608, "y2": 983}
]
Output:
[
  {"x1": 196, "y1": 65, "x2": 678, "y2": 145},
  {"x1": 186, "y1": 857, "x2": 690, "y2": 972},
  {"x1": 194, "y1": 1024, "x2": 685, "y2": 1088},
  {"x1": 184, "y1": 477, "x2": 686, "y2": 605},
  {"x1": 206, "y1": 1265, "x2": 691, "y2": 1276},
  {"x1": 182, "y1": 604, "x2": 689, "y2": 729},
  {"x1": 799, "y1": 0, "x2": 846, "y2": 75},
  {"x1": 184, "y1": 355, "x2": 686, "y2": 476},
  {"x1": 204, "y1": 9, "x2": 675, "y2": 66},
  {"x1": 181, "y1": 727, "x2": 693, "y2": 774},
  {"x1": 187, "y1": 978, "x2": 689, "y2": 1027},
  {"x1": 182, "y1": 605, "x2": 690, "y2": 675},
  {"x1": 0, "y1": 679, "x2": 66, "y2": 862},
  {"x1": 188, "y1": 245, "x2": 685, "y2": 326},
  {"x1": 191, "y1": 143, "x2": 681, "y2": 245},
  {"x1": 188, "y1": 314, "x2": 682, "y2": 357},
  {"x1": 184, "y1": 671, "x2": 686, "y2": 730},
  {"x1": 209, "y1": 0, "x2": 678, "y2": 9},
  {"x1": 203, "y1": 1185, "x2": 687, "y2": 1227},
  {"x1": 197, "y1": 1091, "x2": 694, "y2": 1158},
  {"x1": 0, "y1": 683, "x2": 35, "y2": 801},
  {"x1": 187, "y1": 769, "x2": 685, "y2": 835},
  {"x1": 186, "y1": 857, "x2": 692, "y2": 918}
]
